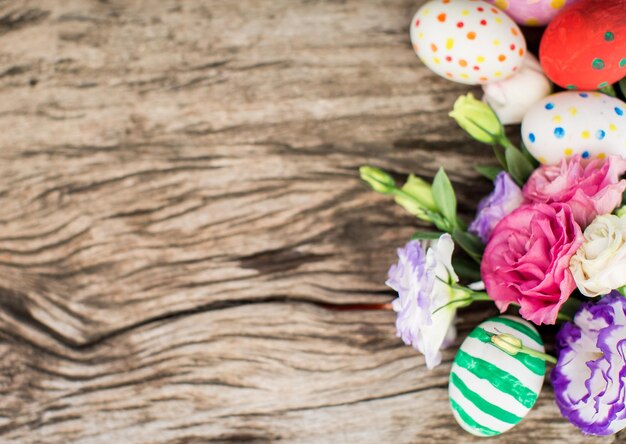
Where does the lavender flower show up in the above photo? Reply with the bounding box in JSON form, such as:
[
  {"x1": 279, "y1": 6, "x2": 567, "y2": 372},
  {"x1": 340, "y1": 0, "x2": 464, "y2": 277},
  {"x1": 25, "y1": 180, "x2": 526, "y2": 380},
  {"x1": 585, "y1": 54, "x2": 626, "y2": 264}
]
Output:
[
  {"x1": 551, "y1": 293, "x2": 626, "y2": 436},
  {"x1": 469, "y1": 171, "x2": 524, "y2": 243},
  {"x1": 386, "y1": 234, "x2": 458, "y2": 369}
]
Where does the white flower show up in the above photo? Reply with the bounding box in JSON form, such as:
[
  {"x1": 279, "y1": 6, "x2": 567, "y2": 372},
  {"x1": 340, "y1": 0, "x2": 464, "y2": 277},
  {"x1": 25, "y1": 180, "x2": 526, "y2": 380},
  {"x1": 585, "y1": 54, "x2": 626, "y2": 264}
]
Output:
[
  {"x1": 570, "y1": 214, "x2": 626, "y2": 297},
  {"x1": 386, "y1": 234, "x2": 459, "y2": 369},
  {"x1": 482, "y1": 53, "x2": 552, "y2": 125}
]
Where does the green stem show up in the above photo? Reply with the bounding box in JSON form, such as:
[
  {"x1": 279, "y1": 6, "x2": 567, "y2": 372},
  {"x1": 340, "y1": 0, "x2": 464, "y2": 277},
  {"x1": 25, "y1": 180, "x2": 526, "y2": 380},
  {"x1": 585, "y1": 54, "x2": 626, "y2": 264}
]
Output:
[
  {"x1": 498, "y1": 134, "x2": 516, "y2": 151},
  {"x1": 519, "y1": 346, "x2": 557, "y2": 365},
  {"x1": 467, "y1": 291, "x2": 491, "y2": 301},
  {"x1": 491, "y1": 144, "x2": 507, "y2": 170},
  {"x1": 431, "y1": 297, "x2": 473, "y2": 315},
  {"x1": 431, "y1": 288, "x2": 492, "y2": 315}
]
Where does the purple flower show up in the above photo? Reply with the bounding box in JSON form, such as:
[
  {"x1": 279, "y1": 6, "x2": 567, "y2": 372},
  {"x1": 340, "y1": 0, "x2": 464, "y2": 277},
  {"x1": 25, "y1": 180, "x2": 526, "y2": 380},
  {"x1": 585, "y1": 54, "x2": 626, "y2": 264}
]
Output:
[
  {"x1": 386, "y1": 234, "x2": 458, "y2": 369},
  {"x1": 551, "y1": 293, "x2": 626, "y2": 435},
  {"x1": 469, "y1": 171, "x2": 524, "y2": 243}
]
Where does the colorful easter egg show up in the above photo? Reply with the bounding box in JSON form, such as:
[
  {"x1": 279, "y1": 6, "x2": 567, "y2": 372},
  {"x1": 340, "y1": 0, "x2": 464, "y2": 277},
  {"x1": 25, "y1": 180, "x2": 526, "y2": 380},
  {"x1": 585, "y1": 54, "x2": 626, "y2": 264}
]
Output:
[
  {"x1": 482, "y1": 53, "x2": 553, "y2": 124},
  {"x1": 485, "y1": 0, "x2": 581, "y2": 27},
  {"x1": 449, "y1": 316, "x2": 545, "y2": 437},
  {"x1": 540, "y1": 0, "x2": 626, "y2": 90},
  {"x1": 410, "y1": 0, "x2": 526, "y2": 85},
  {"x1": 522, "y1": 91, "x2": 626, "y2": 164}
]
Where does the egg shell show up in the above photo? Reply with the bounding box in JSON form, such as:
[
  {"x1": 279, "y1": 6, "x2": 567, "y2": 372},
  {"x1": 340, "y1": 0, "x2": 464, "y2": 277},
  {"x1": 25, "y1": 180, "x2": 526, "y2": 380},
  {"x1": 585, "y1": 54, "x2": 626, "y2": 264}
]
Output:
[
  {"x1": 449, "y1": 315, "x2": 545, "y2": 437},
  {"x1": 410, "y1": 0, "x2": 526, "y2": 85},
  {"x1": 540, "y1": 0, "x2": 626, "y2": 90},
  {"x1": 522, "y1": 91, "x2": 626, "y2": 164},
  {"x1": 485, "y1": 0, "x2": 581, "y2": 26}
]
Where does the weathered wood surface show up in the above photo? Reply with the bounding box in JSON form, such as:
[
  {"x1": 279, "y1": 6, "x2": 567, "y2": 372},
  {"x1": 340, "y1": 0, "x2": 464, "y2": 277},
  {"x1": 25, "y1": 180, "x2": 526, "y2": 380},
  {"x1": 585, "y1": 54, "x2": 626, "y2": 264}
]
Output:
[{"x1": 0, "y1": 0, "x2": 620, "y2": 442}]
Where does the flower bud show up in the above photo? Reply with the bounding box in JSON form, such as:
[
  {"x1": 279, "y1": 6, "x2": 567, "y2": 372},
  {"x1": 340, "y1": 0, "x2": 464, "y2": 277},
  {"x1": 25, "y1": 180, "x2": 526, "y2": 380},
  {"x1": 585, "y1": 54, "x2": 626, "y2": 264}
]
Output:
[
  {"x1": 491, "y1": 333, "x2": 523, "y2": 356},
  {"x1": 616, "y1": 205, "x2": 626, "y2": 218},
  {"x1": 449, "y1": 93, "x2": 504, "y2": 145},
  {"x1": 359, "y1": 166, "x2": 395, "y2": 194},
  {"x1": 394, "y1": 174, "x2": 437, "y2": 221}
]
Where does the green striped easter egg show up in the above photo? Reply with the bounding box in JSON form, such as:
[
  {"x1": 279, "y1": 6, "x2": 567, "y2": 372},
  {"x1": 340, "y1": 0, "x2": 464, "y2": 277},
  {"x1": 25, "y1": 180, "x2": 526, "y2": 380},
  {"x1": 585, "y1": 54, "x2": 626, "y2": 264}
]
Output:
[{"x1": 449, "y1": 315, "x2": 545, "y2": 437}]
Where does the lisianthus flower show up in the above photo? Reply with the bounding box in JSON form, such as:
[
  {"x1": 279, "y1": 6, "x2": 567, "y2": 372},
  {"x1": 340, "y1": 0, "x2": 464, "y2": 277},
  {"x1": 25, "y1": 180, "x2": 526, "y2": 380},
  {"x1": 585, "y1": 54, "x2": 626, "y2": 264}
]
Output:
[
  {"x1": 551, "y1": 294, "x2": 626, "y2": 436},
  {"x1": 481, "y1": 203, "x2": 583, "y2": 325},
  {"x1": 386, "y1": 234, "x2": 458, "y2": 369},
  {"x1": 570, "y1": 214, "x2": 626, "y2": 297},
  {"x1": 523, "y1": 154, "x2": 626, "y2": 227},
  {"x1": 469, "y1": 171, "x2": 524, "y2": 243}
]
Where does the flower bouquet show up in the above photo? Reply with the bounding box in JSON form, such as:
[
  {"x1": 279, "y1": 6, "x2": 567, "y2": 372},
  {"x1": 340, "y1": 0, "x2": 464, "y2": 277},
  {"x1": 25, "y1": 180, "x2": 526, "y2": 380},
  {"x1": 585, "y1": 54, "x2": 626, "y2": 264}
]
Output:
[{"x1": 360, "y1": 0, "x2": 626, "y2": 437}]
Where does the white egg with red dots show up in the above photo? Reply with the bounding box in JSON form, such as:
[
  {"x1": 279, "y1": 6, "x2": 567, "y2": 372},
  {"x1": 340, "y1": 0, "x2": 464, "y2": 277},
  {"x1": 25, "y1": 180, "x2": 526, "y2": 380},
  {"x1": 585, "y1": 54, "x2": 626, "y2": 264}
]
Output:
[
  {"x1": 410, "y1": 0, "x2": 526, "y2": 85},
  {"x1": 521, "y1": 91, "x2": 626, "y2": 165}
]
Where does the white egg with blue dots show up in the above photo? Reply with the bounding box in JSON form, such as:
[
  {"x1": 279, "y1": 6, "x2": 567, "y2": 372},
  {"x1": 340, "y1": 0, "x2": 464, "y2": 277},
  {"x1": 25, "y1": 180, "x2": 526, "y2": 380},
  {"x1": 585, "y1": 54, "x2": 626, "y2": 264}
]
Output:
[{"x1": 521, "y1": 91, "x2": 626, "y2": 165}]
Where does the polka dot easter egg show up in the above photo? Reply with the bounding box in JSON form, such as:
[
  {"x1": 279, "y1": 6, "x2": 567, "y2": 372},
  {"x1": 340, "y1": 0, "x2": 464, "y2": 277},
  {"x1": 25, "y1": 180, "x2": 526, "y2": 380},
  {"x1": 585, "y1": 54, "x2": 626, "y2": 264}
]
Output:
[
  {"x1": 540, "y1": 0, "x2": 626, "y2": 90},
  {"x1": 449, "y1": 316, "x2": 545, "y2": 437},
  {"x1": 485, "y1": 0, "x2": 581, "y2": 27},
  {"x1": 410, "y1": 0, "x2": 526, "y2": 85},
  {"x1": 522, "y1": 91, "x2": 626, "y2": 164}
]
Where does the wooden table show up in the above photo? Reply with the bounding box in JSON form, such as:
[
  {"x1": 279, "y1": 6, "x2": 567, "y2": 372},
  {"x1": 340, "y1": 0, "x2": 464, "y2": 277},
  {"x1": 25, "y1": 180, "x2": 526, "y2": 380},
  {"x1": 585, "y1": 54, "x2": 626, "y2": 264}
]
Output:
[{"x1": 0, "y1": 1, "x2": 618, "y2": 442}]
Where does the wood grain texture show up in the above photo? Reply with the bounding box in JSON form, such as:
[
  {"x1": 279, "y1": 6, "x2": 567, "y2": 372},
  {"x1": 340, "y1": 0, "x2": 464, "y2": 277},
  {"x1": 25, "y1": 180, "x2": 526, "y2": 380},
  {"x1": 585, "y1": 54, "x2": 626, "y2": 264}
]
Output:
[{"x1": 0, "y1": 0, "x2": 620, "y2": 442}]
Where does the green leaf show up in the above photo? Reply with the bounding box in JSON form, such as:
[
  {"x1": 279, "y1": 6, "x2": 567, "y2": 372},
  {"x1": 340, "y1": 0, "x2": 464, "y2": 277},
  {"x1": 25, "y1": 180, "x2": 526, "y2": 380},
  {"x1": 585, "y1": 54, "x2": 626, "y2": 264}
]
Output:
[
  {"x1": 411, "y1": 231, "x2": 445, "y2": 240},
  {"x1": 452, "y1": 256, "x2": 482, "y2": 282},
  {"x1": 491, "y1": 144, "x2": 507, "y2": 170},
  {"x1": 599, "y1": 84, "x2": 617, "y2": 97},
  {"x1": 475, "y1": 165, "x2": 502, "y2": 181},
  {"x1": 618, "y1": 285, "x2": 626, "y2": 297},
  {"x1": 519, "y1": 139, "x2": 539, "y2": 167},
  {"x1": 505, "y1": 146, "x2": 535, "y2": 185},
  {"x1": 432, "y1": 168, "x2": 457, "y2": 229},
  {"x1": 619, "y1": 78, "x2": 626, "y2": 99},
  {"x1": 452, "y1": 229, "x2": 484, "y2": 263}
]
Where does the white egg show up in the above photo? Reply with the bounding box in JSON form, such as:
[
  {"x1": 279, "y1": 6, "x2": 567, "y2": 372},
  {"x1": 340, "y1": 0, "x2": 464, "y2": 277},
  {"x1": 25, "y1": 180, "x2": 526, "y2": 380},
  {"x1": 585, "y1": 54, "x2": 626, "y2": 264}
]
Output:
[
  {"x1": 449, "y1": 316, "x2": 545, "y2": 437},
  {"x1": 522, "y1": 91, "x2": 626, "y2": 164},
  {"x1": 482, "y1": 53, "x2": 553, "y2": 125},
  {"x1": 410, "y1": 0, "x2": 526, "y2": 85}
]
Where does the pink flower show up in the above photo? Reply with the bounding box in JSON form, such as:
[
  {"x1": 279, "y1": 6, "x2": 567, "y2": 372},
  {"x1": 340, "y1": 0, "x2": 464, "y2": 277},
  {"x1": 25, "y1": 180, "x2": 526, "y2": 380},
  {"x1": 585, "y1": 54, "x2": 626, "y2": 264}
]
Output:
[
  {"x1": 523, "y1": 155, "x2": 626, "y2": 227},
  {"x1": 481, "y1": 203, "x2": 584, "y2": 325}
]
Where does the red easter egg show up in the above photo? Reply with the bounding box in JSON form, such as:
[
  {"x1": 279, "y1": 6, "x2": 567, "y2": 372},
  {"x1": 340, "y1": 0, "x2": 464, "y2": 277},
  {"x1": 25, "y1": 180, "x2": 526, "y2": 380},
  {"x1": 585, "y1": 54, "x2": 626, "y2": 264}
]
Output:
[{"x1": 540, "y1": 0, "x2": 626, "y2": 90}]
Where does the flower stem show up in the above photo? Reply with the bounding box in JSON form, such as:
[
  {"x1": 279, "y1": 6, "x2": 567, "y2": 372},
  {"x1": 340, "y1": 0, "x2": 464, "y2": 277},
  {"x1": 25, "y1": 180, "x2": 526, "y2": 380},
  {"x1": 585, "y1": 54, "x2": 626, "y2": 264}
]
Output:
[
  {"x1": 490, "y1": 333, "x2": 558, "y2": 364},
  {"x1": 498, "y1": 134, "x2": 517, "y2": 151},
  {"x1": 431, "y1": 287, "x2": 492, "y2": 315},
  {"x1": 467, "y1": 291, "x2": 491, "y2": 301},
  {"x1": 521, "y1": 346, "x2": 558, "y2": 364},
  {"x1": 491, "y1": 144, "x2": 507, "y2": 170}
]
